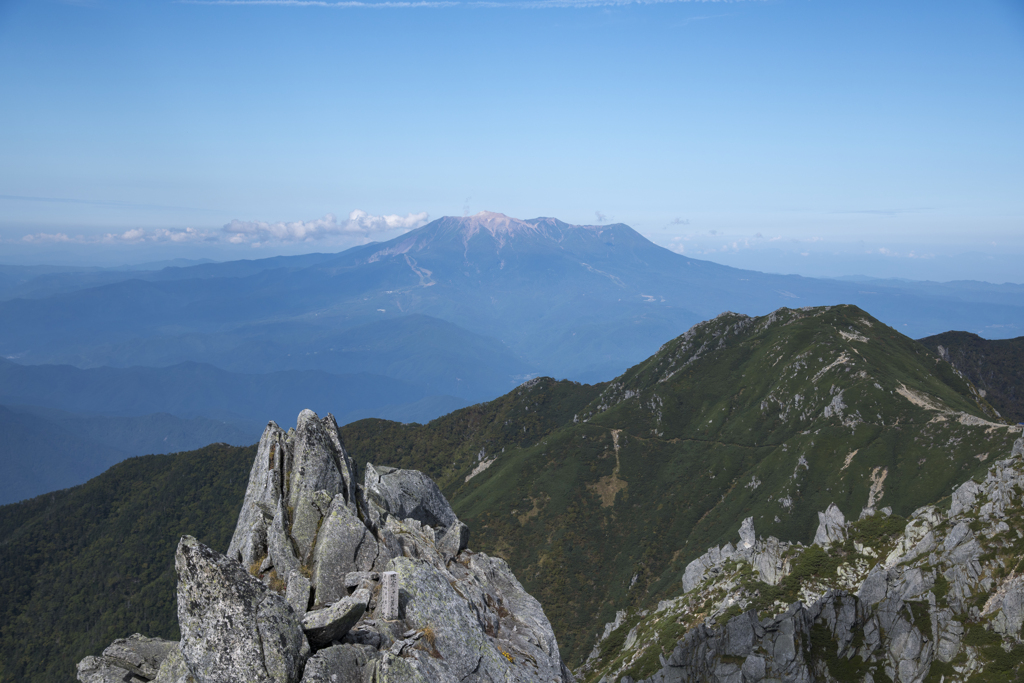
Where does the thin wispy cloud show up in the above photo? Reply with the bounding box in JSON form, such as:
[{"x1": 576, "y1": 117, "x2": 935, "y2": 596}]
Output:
[
  {"x1": 22, "y1": 227, "x2": 214, "y2": 245},
  {"x1": 831, "y1": 208, "x2": 934, "y2": 217},
  {"x1": 0, "y1": 193, "x2": 212, "y2": 213},
  {"x1": 181, "y1": 0, "x2": 740, "y2": 8},
  {"x1": 181, "y1": 0, "x2": 458, "y2": 6},
  {"x1": 19, "y1": 210, "x2": 430, "y2": 247}
]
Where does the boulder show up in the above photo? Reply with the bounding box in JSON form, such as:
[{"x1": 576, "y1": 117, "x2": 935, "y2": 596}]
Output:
[
  {"x1": 311, "y1": 497, "x2": 382, "y2": 605},
  {"x1": 437, "y1": 520, "x2": 470, "y2": 562},
  {"x1": 300, "y1": 644, "x2": 380, "y2": 683},
  {"x1": 301, "y1": 588, "x2": 370, "y2": 648},
  {"x1": 364, "y1": 464, "x2": 459, "y2": 531},
  {"x1": 102, "y1": 634, "x2": 179, "y2": 679},
  {"x1": 176, "y1": 535, "x2": 309, "y2": 683},
  {"x1": 77, "y1": 656, "x2": 147, "y2": 683}
]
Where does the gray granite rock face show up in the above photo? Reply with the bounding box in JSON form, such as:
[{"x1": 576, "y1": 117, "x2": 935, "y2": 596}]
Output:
[
  {"x1": 300, "y1": 643, "x2": 380, "y2": 683},
  {"x1": 175, "y1": 535, "x2": 310, "y2": 683},
  {"x1": 737, "y1": 517, "x2": 755, "y2": 549},
  {"x1": 812, "y1": 502, "x2": 846, "y2": 547},
  {"x1": 287, "y1": 411, "x2": 357, "y2": 563},
  {"x1": 101, "y1": 635, "x2": 179, "y2": 679},
  {"x1": 364, "y1": 464, "x2": 458, "y2": 532},
  {"x1": 311, "y1": 495, "x2": 381, "y2": 605},
  {"x1": 302, "y1": 588, "x2": 370, "y2": 647},
  {"x1": 151, "y1": 647, "x2": 196, "y2": 683},
  {"x1": 227, "y1": 410, "x2": 357, "y2": 573},
  {"x1": 681, "y1": 518, "x2": 792, "y2": 595},
  {"x1": 286, "y1": 570, "x2": 311, "y2": 616},
  {"x1": 80, "y1": 409, "x2": 573, "y2": 683},
  {"x1": 590, "y1": 437, "x2": 1024, "y2": 683},
  {"x1": 988, "y1": 574, "x2": 1024, "y2": 636},
  {"x1": 77, "y1": 655, "x2": 148, "y2": 683}
]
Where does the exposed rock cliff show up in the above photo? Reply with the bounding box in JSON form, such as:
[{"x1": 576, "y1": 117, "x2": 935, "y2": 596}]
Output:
[
  {"x1": 583, "y1": 438, "x2": 1024, "y2": 682},
  {"x1": 78, "y1": 409, "x2": 574, "y2": 683}
]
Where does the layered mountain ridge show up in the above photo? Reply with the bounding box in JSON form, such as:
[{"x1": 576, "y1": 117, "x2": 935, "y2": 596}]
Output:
[
  {"x1": 4, "y1": 212, "x2": 1024, "y2": 504},
  {"x1": 410, "y1": 305, "x2": 1021, "y2": 663},
  {"x1": 1, "y1": 304, "x2": 1021, "y2": 682}
]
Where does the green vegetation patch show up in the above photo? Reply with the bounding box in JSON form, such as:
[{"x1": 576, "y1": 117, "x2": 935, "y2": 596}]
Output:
[{"x1": 0, "y1": 444, "x2": 255, "y2": 683}]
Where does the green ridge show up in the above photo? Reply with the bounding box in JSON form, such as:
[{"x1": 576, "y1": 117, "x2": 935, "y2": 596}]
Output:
[
  {"x1": 918, "y1": 330, "x2": 1024, "y2": 423},
  {"x1": 419, "y1": 305, "x2": 1019, "y2": 662},
  {"x1": 1, "y1": 305, "x2": 1019, "y2": 680}
]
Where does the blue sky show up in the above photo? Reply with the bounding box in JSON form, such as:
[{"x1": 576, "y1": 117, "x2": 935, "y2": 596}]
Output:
[{"x1": 1, "y1": 0, "x2": 1022, "y2": 280}]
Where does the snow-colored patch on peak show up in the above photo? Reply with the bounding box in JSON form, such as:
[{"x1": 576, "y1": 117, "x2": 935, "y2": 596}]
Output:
[{"x1": 459, "y1": 211, "x2": 547, "y2": 238}]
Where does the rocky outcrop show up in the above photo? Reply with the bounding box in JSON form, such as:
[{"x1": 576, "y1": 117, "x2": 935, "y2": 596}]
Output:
[
  {"x1": 587, "y1": 438, "x2": 1024, "y2": 683},
  {"x1": 812, "y1": 502, "x2": 846, "y2": 547},
  {"x1": 176, "y1": 535, "x2": 310, "y2": 683},
  {"x1": 680, "y1": 518, "x2": 793, "y2": 594},
  {"x1": 79, "y1": 410, "x2": 573, "y2": 683},
  {"x1": 77, "y1": 635, "x2": 179, "y2": 683}
]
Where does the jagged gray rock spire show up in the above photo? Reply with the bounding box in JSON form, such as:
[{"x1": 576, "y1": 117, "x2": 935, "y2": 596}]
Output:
[
  {"x1": 681, "y1": 517, "x2": 792, "y2": 594},
  {"x1": 812, "y1": 502, "x2": 847, "y2": 547},
  {"x1": 79, "y1": 409, "x2": 574, "y2": 683},
  {"x1": 227, "y1": 409, "x2": 357, "y2": 572}
]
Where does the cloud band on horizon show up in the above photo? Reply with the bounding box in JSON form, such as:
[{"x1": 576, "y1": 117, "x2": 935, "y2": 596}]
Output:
[{"x1": 19, "y1": 210, "x2": 430, "y2": 247}]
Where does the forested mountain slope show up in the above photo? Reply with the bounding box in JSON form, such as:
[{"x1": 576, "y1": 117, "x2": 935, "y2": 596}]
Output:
[
  {"x1": 919, "y1": 331, "x2": 1024, "y2": 423},
  {"x1": 1, "y1": 305, "x2": 1019, "y2": 680},
  {"x1": 422, "y1": 305, "x2": 1020, "y2": 663},
  {"x1": 0, "y1": 444, "x2": 254, "y2": 683}
]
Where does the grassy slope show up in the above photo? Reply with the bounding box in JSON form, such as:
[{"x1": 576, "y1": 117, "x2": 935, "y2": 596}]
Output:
[
  {"x1": 434, "y1": 306, "x2": 1020, "y2": 663},
  {"x1": 919, "y1": 330, "x2": 1024, "y2": 423},
  {"x1": 342, "y1": 377, "x2": 604, "y2": 493},
  {"x1": 1, "y1": 305, "x2": 1018, "y2": 679},
  {"x1": 0, "y1": 444, "x2": 254, "y2": 683}
]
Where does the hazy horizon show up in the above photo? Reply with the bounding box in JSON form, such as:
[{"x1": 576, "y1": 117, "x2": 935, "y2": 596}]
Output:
[{"x1": 2, "y1": 0, "x2": 1022, "y2": 282}]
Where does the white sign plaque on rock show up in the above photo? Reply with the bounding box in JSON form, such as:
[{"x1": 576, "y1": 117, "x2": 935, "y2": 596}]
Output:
[{"x1": 379, "y1": 571, "x2": 399, "y2": 620}]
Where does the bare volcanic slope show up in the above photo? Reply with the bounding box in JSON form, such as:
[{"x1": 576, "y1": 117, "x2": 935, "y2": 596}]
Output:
[
  {"x1": 348, "y1": 305, "x2": 1021, "y2": 664},
  {"x1": 3, "y1": 212, "x2": 1023, "y2": 392}
]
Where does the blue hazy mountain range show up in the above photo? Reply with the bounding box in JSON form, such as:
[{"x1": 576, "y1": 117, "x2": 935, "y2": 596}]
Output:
[{"x1": 2, "y1": 211, "x2": 1023, "y2": 503}]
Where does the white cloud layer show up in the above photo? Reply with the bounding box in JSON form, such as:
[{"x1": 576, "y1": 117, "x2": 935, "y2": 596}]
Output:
[
  {"x1": 223, "y1": 210, "x2": 429, "y2": 244},
  {"x1": 19, "y1": 210, "x2": 430, "y2": 247}
]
